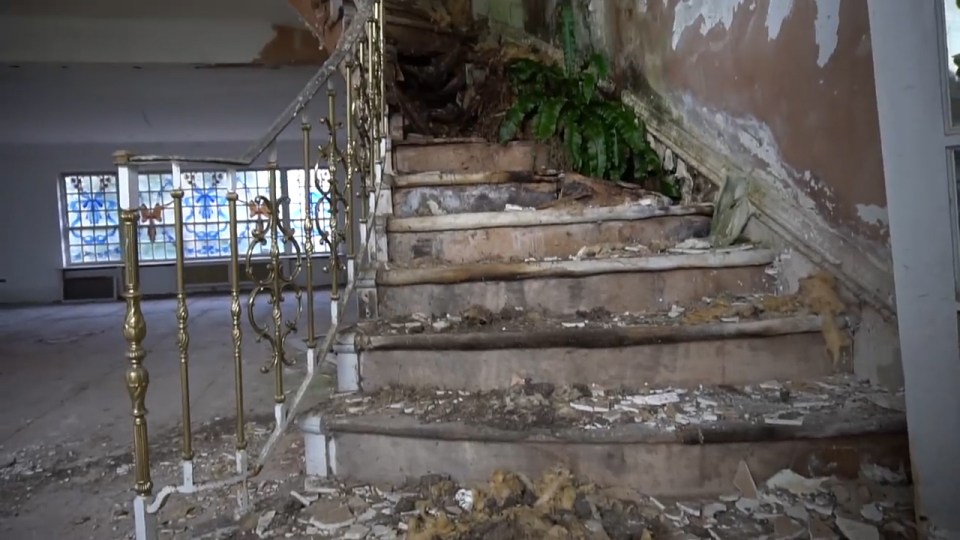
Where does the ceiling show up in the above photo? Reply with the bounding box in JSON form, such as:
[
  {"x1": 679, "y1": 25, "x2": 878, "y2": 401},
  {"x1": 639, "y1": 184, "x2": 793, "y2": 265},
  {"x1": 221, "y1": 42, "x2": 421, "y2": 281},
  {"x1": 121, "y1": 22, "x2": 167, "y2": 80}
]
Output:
[{"x1": 0, "y1": 0, "x2": 302, "y2": 24}]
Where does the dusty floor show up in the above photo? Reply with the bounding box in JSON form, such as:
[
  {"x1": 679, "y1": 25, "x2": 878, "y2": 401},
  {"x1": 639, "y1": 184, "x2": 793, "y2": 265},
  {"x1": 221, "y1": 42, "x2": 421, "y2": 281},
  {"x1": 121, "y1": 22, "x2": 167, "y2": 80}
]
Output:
[{"x1": 0, "y1": 294, "x2": 346, "y2": 539}]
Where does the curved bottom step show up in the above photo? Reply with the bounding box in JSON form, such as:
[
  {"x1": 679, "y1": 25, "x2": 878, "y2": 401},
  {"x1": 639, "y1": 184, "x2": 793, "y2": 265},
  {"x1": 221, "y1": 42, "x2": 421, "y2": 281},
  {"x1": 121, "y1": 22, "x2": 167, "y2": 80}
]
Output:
[
  {"x1": 301, "y1": 377, "x2": 908, "y2": 497},
  {"x1": 356, "y1": 314, "x2": 839, "y2": 391}
]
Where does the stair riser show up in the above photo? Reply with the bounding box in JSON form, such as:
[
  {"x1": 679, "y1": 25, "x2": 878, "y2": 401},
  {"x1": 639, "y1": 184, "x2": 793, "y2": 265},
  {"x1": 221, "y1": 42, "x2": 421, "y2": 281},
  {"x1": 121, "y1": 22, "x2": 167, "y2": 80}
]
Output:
[
  {"x1": 393, "y1": 142, "x2": 551, "y2": 174},
  {"x1": 378, "y1": 266, "x2": 773, "y2": 318},
  {"x1": 389, "y1": 216, "x2": 712, "y2": 265},
  {"x1": 359, "y1": 333, "x2": 835, "y2": 391},
  {"x1": 326, "y1": 432, "x2": 908, "y2": 497},
  {"x1": 393, "y1": 182, "x2": 558, "y2": 217}
]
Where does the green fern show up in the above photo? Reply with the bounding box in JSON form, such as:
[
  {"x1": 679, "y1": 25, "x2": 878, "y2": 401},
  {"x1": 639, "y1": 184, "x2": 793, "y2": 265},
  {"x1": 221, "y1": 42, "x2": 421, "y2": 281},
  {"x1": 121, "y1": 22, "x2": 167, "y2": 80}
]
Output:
[{"x1": 498, "y1": 30, "x2": 661, "y2": 184}]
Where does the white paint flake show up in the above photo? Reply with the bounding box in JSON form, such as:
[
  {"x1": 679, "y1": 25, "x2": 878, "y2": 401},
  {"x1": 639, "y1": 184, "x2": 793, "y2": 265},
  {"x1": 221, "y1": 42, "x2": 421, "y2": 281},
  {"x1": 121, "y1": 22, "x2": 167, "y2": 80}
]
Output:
[
  {"x1": 670, "y1": 0, "x2": 750, "y2": 50},
  {"x1": 814, "y1": 0, "x2": 841, "y2": 66},
  {"x1": 765, "y1": 0, "x2": 795, "y2": 41},
  {"x1": 856, "y1": 204, "x2": 889, "y2": 229}
]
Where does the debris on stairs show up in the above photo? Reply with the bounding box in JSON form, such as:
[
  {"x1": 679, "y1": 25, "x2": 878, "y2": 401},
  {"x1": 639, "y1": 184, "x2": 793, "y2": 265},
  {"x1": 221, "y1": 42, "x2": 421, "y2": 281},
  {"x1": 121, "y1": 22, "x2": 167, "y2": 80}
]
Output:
[
  {"x1": 294, "y1": 21, "x2": 915, "y2": 531},
  {"x1": 236, "y1": 460, "x2": 915, "y2": 539}
]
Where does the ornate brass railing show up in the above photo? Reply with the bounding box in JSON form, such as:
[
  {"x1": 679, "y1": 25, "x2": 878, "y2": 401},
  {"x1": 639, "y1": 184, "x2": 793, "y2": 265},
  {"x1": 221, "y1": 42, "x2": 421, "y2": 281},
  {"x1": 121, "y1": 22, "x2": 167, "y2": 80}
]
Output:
[{"x1": 114, "y1": 1, "x2": 386, "y2": 538}]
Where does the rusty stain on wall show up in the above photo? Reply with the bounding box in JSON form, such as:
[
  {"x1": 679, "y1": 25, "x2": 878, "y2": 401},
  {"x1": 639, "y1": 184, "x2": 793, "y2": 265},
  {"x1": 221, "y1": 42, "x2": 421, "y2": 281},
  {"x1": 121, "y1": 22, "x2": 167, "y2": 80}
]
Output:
[{"x1": 256, "y1": 25, "x2": 328, "y2": 66}]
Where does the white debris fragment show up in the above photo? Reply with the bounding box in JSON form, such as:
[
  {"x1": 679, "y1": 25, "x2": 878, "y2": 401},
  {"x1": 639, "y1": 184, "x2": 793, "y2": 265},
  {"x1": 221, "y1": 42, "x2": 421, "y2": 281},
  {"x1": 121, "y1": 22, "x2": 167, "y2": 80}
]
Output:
[
  {"x1": 667, "y1": 304, "x2": 686, "y2": 318},
  {"x1": 256, "y1": 510, "x2": 276, "y2": 538},
  {"x1": 835, "y1": 516, "x2": 880, "y2": 540},
  {"x1": 764, "y1": 411, "x2": 805, "y2": 426},
  {"x1": 505, "y1": 204, "x2": 533, "y2": 212},
  {"x1": 766, "y1": 469, "x2": 827, "y2": 496},
  {"x1": 677, "y1": 502, "x2": 701, "y2": 517},
  {"x1": 290, "y1": 491, "x2": 317, "y2": 507},
  {"x1": 628, "y1": 391, "x2": 680, "y2": 406},
  {"x1": 719, "y1": 317, "x2": 740, "y2": 323},
  {"x1": 859, "y1": 463, "x2": 907, "y2": 485},
  {"x1": 455, "y1": 489, "x2": 474, "y2": 511},
  {"x1": 703, "y1": 502, "x2": 728, "y2": 519},
  {"x1": 673, "y1": 238, "x2": 712, "y2": 250},
  {"x1": 860, "y1": 503, "x2": 883, "y2": 522},
  {"x1": 735, "y1": 498, "x2": 760, "y2": 514},
  {"x1": 561, "y1": 321, "x2": 586, "y2": 328},
  {"x1": 570, "y1": 402, "x2": 608, "y2": 413}
]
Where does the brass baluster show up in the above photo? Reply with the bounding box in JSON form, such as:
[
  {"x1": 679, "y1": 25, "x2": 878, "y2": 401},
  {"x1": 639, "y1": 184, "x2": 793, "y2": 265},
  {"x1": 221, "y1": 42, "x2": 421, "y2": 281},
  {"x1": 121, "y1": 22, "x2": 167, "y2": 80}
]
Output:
[
  {"x1": 302, "y1": 115, "x2": 317, "y2": 350},
  {"x1": 226, "y1": 175, "x2": 246, "y2": 452},
  {"x1": 268, "y1": 160, "x2": 285, "y2": 405},
  {"x1": 114, "y1": 151, "x2": 152, "y2": 498},
  {"x1": 377, "y1": 0, "x2": 386, "y2": 143},
  {"x1": 170, "y1": 164, "x2": 194, "y2": 479},
  {"x1": 325, "y1": 81, "x2": 342, "y2": 325},
  {"x1": 345, "y1": 62, "x2": 357, "y2": 275}
]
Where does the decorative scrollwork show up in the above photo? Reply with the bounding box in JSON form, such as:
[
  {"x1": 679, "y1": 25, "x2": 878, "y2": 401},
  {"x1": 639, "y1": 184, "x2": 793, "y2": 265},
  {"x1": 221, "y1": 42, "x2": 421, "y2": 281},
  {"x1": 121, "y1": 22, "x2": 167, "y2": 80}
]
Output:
[
  {"x1": 244, "y1": 165, "x2": 304, "y2": 404},
  {"x1": 312, "y1": 82, "x2": 352, "y2": 307}
]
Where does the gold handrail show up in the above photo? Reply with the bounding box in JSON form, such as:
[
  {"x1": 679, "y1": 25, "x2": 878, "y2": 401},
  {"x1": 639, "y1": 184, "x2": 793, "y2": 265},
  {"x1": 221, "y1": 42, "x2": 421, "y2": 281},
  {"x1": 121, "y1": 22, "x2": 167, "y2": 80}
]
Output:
[{"x1": 116, "y1": 0, "x2": 387, "y2": 534}]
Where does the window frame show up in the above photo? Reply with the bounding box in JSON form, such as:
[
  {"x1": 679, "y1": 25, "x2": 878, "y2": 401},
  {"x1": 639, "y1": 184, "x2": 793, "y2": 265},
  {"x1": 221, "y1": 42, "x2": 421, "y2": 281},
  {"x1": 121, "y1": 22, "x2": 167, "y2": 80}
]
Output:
[{"x1": 58, "y1": 167, "x2": 333, "y2": 268}]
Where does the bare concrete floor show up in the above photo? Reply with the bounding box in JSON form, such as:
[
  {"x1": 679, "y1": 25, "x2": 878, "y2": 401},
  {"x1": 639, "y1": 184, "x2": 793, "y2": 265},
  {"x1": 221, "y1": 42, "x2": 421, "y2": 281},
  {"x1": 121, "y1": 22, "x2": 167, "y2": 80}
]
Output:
[{"x1": 0, "y1": 293, "x2": 344, "y2": 539}]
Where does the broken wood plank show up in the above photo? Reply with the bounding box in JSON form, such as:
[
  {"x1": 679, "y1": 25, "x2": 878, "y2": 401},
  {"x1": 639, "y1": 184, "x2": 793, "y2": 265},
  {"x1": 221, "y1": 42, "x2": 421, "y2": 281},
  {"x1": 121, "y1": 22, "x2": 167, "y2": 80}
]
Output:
[
  {"x1": 358, "y1": 315, "x2": 825, "y2": 351},
  {"x1": 390, "y1": 170, "x2": 559, "y2": 188},
  {"x1": 376, "y1": 249, "x2": 777, "y2": 286},
  {"x1": 386, "y1": 203, "x2": 714, "y2": 233}
]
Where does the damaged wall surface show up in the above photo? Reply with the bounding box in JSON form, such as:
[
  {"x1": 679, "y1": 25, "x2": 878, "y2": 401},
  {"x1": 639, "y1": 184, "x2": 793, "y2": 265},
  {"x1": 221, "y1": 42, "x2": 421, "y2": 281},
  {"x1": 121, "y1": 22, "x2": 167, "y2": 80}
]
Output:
[
  {"x1": 484, "y1": 0, "x2": 900, "y2": 386},
  {"x1": 514, "y1": 0, "x2": 890, "y2": 302},
  {"x1": 0, "y1": 0, "x2": 324, "y2": 65},
  {"x1": 508, "y1": 0, "x2": 892, "y2": 303}
]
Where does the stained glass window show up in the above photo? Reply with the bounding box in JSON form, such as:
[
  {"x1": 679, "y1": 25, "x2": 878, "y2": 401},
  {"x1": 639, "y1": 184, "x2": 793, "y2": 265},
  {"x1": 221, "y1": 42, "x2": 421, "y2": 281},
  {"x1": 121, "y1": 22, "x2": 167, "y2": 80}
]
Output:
[
  {"x1": 63, "y1": 175, "x2": 121, "y2": 264},
  {"x1": 287, "y1": 168, "x2": 334, "y2": 254},
  {"x1": 61, "y1": 168, "x2": 331, "y2": 266}
]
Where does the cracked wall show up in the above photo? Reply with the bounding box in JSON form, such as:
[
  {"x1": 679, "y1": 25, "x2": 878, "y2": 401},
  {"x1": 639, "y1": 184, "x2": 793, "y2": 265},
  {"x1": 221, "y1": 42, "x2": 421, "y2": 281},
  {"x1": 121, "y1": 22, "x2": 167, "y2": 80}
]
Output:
[
  {"x1": 518, "y1": 0, "x2": 888, "y2": 248},
  {"x1": 495, "y1": 0, "x2": 900, "y2": 387}
]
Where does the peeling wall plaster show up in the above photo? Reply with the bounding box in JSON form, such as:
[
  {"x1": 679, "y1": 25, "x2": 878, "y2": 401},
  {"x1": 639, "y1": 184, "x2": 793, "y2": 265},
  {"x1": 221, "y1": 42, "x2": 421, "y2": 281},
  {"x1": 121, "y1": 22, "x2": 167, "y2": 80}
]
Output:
[
  {"x1": 765, "y1": 0, "x2": 794, "y2": 41},
  {"x1": 629, "y1": 0, "x2": 887, "y2": 243},
  {"x1": 517, "y1": 0, "x2": 892, "y2": 310},
  {"x1": 856, "y1": 204, "x2": 890, "y2": 230},
  {"x1": 814, "y1": 0, "x2": 841, "y2": 67},
  {"x1": 670, "y1": 0, "x2": 750, "y2": 50},
  {"x1": 668, "y1": 0, "x2": 840, "y2": 65}
]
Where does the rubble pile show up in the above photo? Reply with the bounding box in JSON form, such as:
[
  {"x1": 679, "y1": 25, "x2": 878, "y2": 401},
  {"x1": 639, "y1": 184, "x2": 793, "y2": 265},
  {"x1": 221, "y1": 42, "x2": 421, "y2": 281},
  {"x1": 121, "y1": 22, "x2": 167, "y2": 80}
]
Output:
[
  {"x1": 232, "y1": 462, "x2": 915, "y2": 539},
  {"x1": 390, "y1": 238, "x2": 761, "y2": 270},
  {"x1": 318, "y1": 375, "x2": 904, "y2": 435},
  {"x1": 368, "y1": 290, "x2": 816, "y2": 338}
]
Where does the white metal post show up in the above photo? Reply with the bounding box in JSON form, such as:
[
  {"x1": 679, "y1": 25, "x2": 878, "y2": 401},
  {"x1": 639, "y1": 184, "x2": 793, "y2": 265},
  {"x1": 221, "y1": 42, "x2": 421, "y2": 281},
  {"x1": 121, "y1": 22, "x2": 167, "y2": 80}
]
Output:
[{"x1": 868, "y1": 1, "x2": 960, "y2": 535}]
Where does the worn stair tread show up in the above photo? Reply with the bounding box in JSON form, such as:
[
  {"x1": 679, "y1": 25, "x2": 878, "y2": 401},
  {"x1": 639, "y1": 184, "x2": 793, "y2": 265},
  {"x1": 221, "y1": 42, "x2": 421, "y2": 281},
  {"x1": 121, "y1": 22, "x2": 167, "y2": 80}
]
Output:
[
  {"x1": 377, "y1": 247, "x2": 777, "y2": 286},
  {"x1": 387, "y1": 202, "x2": 714, "y2": 233},
  {"x1": 392, "y1": 140, "x2": 551, "y2": 174},
  {"x1": 390, "y1": 170, "x2": 560, "y2": 188},
  {"x1": 356, "y1": 314, "x2": 825, "y2": 351},
  {"x1": 314, "y1": 375, "x2": 906, "y2": 445},
  {"x1": 390, "y1": 136, "x2": 489, "y2": 146}
]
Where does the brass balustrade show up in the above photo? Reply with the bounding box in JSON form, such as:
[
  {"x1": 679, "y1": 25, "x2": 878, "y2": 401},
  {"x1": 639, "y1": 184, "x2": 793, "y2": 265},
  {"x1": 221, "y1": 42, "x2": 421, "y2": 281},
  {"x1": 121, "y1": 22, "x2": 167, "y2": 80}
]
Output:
[{"x1": 115, "y1": 2, "x2": 387, "y2": 537}]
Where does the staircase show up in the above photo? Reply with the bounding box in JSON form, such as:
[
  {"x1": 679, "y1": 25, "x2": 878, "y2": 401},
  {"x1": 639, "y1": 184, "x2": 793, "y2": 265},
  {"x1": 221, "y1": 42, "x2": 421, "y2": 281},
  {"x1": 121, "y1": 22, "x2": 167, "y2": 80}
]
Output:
[{"x1": 299, "y1": 137, "x2": 909, "y2": 497}]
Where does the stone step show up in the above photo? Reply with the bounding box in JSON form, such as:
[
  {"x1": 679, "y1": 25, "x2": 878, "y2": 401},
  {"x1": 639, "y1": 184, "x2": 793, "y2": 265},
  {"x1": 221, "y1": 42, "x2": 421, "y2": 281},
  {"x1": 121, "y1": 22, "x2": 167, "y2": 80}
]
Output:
[
  {"x1": 391, "y1": 140, "x2": 551, "y2": 174},
  {"x1": 354, "y1": 313, "x2": 839, "y2": 392},
  {"x1": 300, "y1": 376, "x2": 908, "y2": 496},
  {"x1": 387, "y1": 203, "x2": 713, "y2": 265},
  {"x1": 390, "y1": 170, "x2": 561, "y2": 218},
  {"x1": 375, "y1": 248, "x2": 777, "y2": 318}
]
